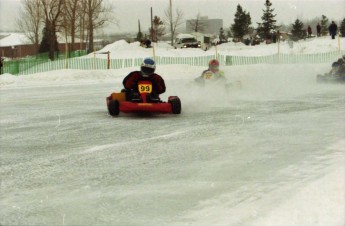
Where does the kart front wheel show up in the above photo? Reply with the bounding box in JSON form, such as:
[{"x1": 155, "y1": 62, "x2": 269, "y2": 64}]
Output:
[
  {"x1": 108, "y1": 100, "x2": 120, "y2": 116},
  {"x1": 169, "y1": 97, "x2": 181, "y2": 114}
]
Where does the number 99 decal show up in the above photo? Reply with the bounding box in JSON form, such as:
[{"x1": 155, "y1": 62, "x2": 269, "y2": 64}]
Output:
[
  {"x1": 203, "y1": 71, "x2": 213, "y2": 79},
  {"x1": 138, "y1": 84, "x2": 152, "y2": 93}
]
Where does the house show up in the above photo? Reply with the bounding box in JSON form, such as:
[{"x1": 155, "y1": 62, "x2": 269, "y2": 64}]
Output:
[
  {"x1": 0, "y1": 33, "x2": 34, "y2": 58},
  {"x1": 0, "y1": 33, "x2": 96, "y2": 58}
]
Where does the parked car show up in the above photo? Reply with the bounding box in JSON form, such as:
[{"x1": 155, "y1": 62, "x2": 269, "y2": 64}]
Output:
[{"x1": 173, "y1": 34, "x2": 201, "y2": 49}]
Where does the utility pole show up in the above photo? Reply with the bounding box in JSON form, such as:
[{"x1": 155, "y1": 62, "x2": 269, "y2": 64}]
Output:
[
  {"x1": 170, "y1": 0, "x2": 173, "y2": 45},
  {"x1": 150, "y1": 7, "x2": 153, "y2": 41},
  {"x1": 137, "y1": 19, "x2": 143, "y2": 42},
  {"x1": 138, "y1": 19, "x2": 141, "y2": 33}
]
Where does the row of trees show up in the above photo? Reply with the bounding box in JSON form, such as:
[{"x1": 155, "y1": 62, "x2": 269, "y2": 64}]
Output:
[
  {"x1": 141, "y1": 0, "x2": 184, "y2": 45},
  {"x1": 143, "y1": 0, "x2": 278, "y2": 44},
  {"x1": 176, "y1": 0, "x2": 277, "y2": 43},
  {"x1": 17, "y1": 0, "x2": 115, "y2": 60},
  {"x1": 291, "y1": 17, "x2": 345, "y2": 40},
  {"x1": 17, "y1": 0, "x2": 186, "y2": 59},
  {"x1": 228, "y1": 0, "x2": 275, "y2": 42},
  {"x1": 18, "y1": 0, "x2": 345, "y2": 59},
  {"x1": 229, "y1": 0, "x2": 345, "y2": 43}
]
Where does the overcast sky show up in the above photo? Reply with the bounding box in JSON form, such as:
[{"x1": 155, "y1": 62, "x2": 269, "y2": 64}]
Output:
[{"x1": 0, "y1": 0, "x2": 344, "y2": 33}]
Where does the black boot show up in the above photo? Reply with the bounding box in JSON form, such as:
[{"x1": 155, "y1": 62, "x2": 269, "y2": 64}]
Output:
[{"x1": 147, "y1": 93, "x2": 160, "y2": 103}]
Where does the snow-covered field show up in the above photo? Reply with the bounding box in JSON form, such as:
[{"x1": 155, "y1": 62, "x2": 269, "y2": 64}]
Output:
[
  {"x1": 83, "y1": 35, "x2": 345, "y2": 59},
  {"x1": 0, "y1": 37, "x2": 344, "y2": 225}
]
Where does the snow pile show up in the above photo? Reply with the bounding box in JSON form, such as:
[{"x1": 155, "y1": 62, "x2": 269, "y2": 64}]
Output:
[
  {"x1": 216, "y1": 37, "x2": 344, "y2": 55},
  {"x1": 97, "y1": 39, "x2": 136, "y2": 52},
  {"x1": 91, "y1": 40, "x2": 157, "y2": 59},
  {"x1": 91, "y1": 40, "x2": 211, "y2": 59},
  {"x1": 86, "y1": 36, "x2": 344, "y2": 59}
]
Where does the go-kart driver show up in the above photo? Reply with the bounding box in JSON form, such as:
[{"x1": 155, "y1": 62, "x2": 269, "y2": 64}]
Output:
[
  {"x1": 327, "y1": 55, "x2": 345, "y2": 77},
  {"x1": 316, "y1": 55, "x2": 345, "y2": 83},
  {"x1": 122, "y1": 58, "x2": 166, "y2": 100},
  {"x1": 195, "y1": 59, "x2": 226, "y2": 84}
]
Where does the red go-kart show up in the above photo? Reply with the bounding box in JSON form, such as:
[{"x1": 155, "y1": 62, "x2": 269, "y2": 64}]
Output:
[{"x1": 106, "y1": 81, "x2": 181, "y2": 116}]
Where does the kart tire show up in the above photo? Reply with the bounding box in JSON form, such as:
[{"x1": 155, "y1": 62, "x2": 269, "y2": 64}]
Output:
[
  {"x1": 169, "y1": 97, "x2": 181, "y2": 114},
  {"x1": 108, "y1": 100, "x2": 120, "y2": 116}
]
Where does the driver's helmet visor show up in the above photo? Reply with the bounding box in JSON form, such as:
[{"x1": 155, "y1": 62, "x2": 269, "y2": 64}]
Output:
[{"x1": 141, "y1": 66, "x2": 155, "y2": 75}]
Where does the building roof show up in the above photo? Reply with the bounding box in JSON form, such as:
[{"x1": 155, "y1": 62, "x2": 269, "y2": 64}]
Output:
[
  {"x1": 176, "y1": 34, "x2": 196, "y2": 39},
  {"x1": 0, "y1": 33, "x2": 31, "y2": 47},
  {"x1": 0, "y1": 32, "x2": 86, "y2": 47}
]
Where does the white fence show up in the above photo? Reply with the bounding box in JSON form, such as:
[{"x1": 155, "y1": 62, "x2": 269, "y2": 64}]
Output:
[{"x1": 16, "y1": 50, "x2": 345, "y2": 75}]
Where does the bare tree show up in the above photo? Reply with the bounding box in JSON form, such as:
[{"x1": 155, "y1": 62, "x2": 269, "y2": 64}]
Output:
[
  {"x1": 63, "y1": 0, "x2": 82, "y2": 51},
  {"x1": 16, "y1": 0, "x2": 44, "y2": 53},
  {"x1": 164, "y1": 0, "x2": 184, "y2": 46},
  {"x1": 83, "y1": 0, "x2": 115, "y2": 52},
  {"x1": 16, "y1": 0, "x2": 97, "y2": 57},
  {"x1": 78, "y1": 1, "x2": 87, "y2": 51},
  {"x1": 40, "y1": 0, "x2": 64, "y2": 60},
  {"x1": 188, "y1": 13, "x2": 205, "y2": 33}
]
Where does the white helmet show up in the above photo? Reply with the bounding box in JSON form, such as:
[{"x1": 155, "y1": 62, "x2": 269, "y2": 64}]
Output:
[{"x1": 141, "y1": 58, "x2": 156, "y2": 76}]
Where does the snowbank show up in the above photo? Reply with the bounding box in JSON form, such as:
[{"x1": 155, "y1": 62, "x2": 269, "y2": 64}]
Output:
[
  {"x1": 87, "y1": 37, "x2": 344, "y2": 59},
  {"x1": 216, "y1": 37, "x2": 344, "y2": 55}
]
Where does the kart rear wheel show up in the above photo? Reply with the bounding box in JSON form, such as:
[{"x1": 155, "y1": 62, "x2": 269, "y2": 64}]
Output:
[
  {"x1": 108, "y1": 100, "x2": 120, "y2": 116},
  {"x1": 169, "y1": 97, "x2": 181, "y2": 114}
]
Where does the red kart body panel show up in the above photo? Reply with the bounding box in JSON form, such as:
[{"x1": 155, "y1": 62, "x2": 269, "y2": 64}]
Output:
[
  {"x1": 119, "y1": 100, "x2": 173, "y2": 113},
  {"x1": 106, "y1": 81, "x2": 181, "y2": 115}
]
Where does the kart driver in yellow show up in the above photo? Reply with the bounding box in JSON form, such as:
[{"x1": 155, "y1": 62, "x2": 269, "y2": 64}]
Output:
[{"x1": 195, "y1": 59, "x2": 226, "y2": 85}]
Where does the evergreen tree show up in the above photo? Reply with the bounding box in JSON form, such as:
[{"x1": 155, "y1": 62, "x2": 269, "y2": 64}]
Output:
[
  {"x1": 38, "y1": 23, "x2": 58, "y2": 56},
  {"x1": 230, "y1": 4, "x2": 252, "y2": 41},
  {"x1": 38, "y1": 26, "x2": 50, "y2": 53},
  {"x1": 219, "y1": 27, "x2": 227, "y2": 43},
  {"x1": 291, "y1": 19, "x2": 306, "y2": 40},
  {"x1": 320, "y1": 15, "x2": 329, "y2": 36},
  {"x1": 257, "y1": 0, "x2": 277, "y2": 40},
  {"x1": 137, "y1": 32, "x2": 143, "y2": 42},
  {"x1": 149, "y1": 16, "x2": 165, "y2": 42},
  {"x1": 227, "y1": 30, "x2": 232, "y2": 39},
  {"x1": 137, "y1": 20, "x2": 143, "y2": 41},
  {"x1": 340, "y1": 18, "x2": 345, "y2": 37}
]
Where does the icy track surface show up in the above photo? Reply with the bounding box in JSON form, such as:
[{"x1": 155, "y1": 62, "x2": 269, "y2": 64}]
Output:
[{"x1": 0, "y1": 64, "x2": 344, "y2": 225}]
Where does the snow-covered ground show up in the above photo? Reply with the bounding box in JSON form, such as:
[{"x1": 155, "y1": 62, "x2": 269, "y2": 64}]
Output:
[
  {"x1": 88, "y1": 36, "x2": 345, "y2": 59},
  {"x1": 0, "y1": 37, "x2": 344, "y2": 225}
]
